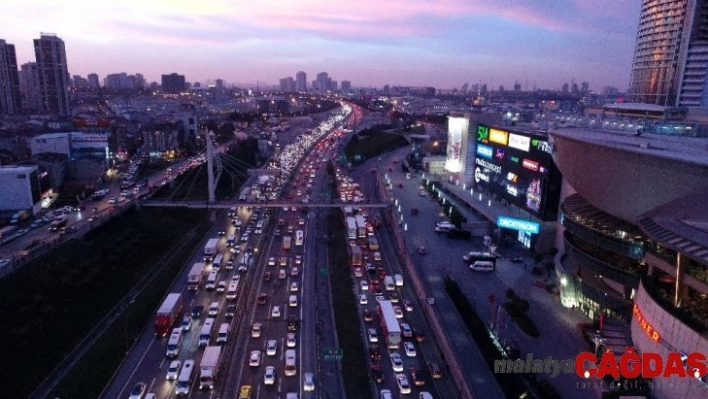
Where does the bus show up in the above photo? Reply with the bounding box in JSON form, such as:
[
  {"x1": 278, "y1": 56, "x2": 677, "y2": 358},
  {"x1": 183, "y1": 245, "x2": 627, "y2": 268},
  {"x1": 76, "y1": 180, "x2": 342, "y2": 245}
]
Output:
[
  {"x1": 226, "y1": 280, "x2": 239, "y2": 300},
  {"x1": 377, "y1": 300, "x2": 402, "y2": 349},
  {"x1": 351, "y1": 246, "x2": 362, "y2": 267},
  {"x1": 176, "y1": 359, "x2": 196, "y2": 396},
  {"x1": 463, "y1": 251, "x2": 497, "y2": 266},
  {"x1": 284, "y1": 349, "x2": 297, "y2": 376},
  {"x1": 295, "y1": 230, "x2": 304, "y2": 246}
]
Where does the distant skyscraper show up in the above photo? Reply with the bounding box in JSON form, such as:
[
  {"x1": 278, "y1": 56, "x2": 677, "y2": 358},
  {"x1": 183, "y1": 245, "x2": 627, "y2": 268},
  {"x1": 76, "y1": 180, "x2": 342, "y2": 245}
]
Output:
[
  {"x1": 341, "y1": 80, "x2": 351, "y2": 92},
  {"x1": 135, "y1": 73, "x2": 145, "y2": 89},
  {"x1": 0, "y1": 39, "x2": 22, "y2": 115},
  {"x1": 72, "y1": 75, "x2": 88, "y2": 88},
  {"x1": 513, "y1": 81, "x2": 521, "y2": 91},
  {"x1": 215, "y1": 79, "x2": 224, "y2": 89},
  {"x1": 629, "y1": 0, "x2": 708, "y2": 106},
  {"x1": 316, "y1": 72, "x2": 330, "y2": 92},
  {"x1": 19, "y1": 62, "x2": 41, "y2": 112},
  {"x1": 280, "y1": 77, "x2": 295, "y2": 92},
  {"x1": 87, "y1": 73, "x2": 99, "y2": 89},
  {"x1": 33, "y1": 33, "x2": 71, "y2": 115},
  {"x1": 295, "y1": 71, "x2": 306, "y2": 92},
  {"x1": 161, "y1": 73, "x2": 185, "y2": 94}
]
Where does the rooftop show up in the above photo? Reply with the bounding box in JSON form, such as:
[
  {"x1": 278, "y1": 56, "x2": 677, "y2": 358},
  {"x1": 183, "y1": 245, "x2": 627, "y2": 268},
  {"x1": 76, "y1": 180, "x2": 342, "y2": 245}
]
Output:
[{"x1": 551, "y1": 127, "x2": 708, "y2": 168}]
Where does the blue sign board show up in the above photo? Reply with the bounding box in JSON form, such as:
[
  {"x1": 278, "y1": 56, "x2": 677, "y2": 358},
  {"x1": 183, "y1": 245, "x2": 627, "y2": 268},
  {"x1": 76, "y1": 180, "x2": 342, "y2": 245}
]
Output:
[
  {"x1": 497, "y1": 216, "x2": 540, "y2": 234},
  {"x1": 476, "y1": 144, "x2": 493, "y2": 159}
]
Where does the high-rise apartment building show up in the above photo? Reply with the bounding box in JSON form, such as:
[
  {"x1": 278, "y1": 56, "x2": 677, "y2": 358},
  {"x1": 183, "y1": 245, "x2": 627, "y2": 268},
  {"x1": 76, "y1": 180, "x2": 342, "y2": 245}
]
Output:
[
  {"x1": 0, "y1": 39, "x2": 22, "y2": 115},
  {"x1": 629, "y1": 0, "x2": 708, "y2": 107},
  {"x1": 19, "y1": 62, "x2": 41, "y2": 112},
  {"x1": 341, "y1": 80, "x2": 351, "y2": 92},
  {"x1": 295, "y1": 71, "x2": 306, "y2": 92},
  {"x1": 34, "y1": 33, "x2": 71, "y2": 115},
  {"x1": 315, "y1": 72, "x2": 331, "y2": 92},
  {"x1": 280, "y1": 76, "x2": 295, "y2": 92},
  {"x1": 87, "y1": 73, "x2": 99, "y2": 89},
  {"x1": 161, "y1": 73, "x2": 185, "y2": 94}
]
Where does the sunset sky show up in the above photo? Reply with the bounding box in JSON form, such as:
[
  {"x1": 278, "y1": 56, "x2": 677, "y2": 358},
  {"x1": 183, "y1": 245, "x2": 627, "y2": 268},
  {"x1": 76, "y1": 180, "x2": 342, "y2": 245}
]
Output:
[{"x1": 1, "y1": 0, "x2": 642, "y2": 91}]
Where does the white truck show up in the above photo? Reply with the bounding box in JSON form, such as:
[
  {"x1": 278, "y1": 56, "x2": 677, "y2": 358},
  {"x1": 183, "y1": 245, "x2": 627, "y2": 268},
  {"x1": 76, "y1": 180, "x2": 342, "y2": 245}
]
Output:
[
  {"x1": 199, "y1": 345, "x2": 222, "y2": 390},
  {"x1": 346, "y1": 216, "x2": 357, "y2": 240},
  {"x1": 187, "y1": 262, "x2": 206, "y2": 291},
  {"x1": 355, "y1": 215, "x2": 366, "y2": 238},
  {"x1": 204, "y1": 238, "x2": 219, "y2": 261}
]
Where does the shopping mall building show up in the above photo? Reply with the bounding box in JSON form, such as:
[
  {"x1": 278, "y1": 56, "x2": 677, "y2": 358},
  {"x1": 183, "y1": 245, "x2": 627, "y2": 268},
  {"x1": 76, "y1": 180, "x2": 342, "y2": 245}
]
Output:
[{"x1": 551, "y1": 128, "x2": 708, "y2": 397}]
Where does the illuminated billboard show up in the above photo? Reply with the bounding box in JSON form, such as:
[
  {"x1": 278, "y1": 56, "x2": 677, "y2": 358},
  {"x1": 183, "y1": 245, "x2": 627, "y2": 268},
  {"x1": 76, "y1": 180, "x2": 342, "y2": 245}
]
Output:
[
  {"x1": 473, "y1": 124, "x2": 561, "y2": 221},
  {"x1": 445, "y1": 115, "x2": 470, "y2": 173}
]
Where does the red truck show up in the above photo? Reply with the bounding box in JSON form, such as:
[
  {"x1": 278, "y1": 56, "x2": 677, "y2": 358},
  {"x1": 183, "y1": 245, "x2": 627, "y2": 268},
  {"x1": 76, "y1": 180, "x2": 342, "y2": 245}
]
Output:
[{"x1": 154, "y1": 293, "x2": 183, "y2": 337}]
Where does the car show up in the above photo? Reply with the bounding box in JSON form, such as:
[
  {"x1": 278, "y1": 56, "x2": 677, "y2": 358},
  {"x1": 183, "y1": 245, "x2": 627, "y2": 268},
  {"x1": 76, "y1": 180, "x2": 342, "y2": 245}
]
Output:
[
  {"x1": 208, "y1": 302, "x2": 220, "y2": 316},
  {"x1": 393, "y1": 306, "x2": 404, "y2": 319},
  {"x1": 217, "y1": 230, "x2": 226, "y2": 236},
  {"x1": 286, "y1": 332, "x2": 297, "y2": 348},
  {"x1": 278, "y1": 218, "x2": 285, "y2": 226},
  {"x1": 403, "y1": 300, "x2": 414, "y2": 312},
  {"x1": 267, "y1": 257, "x2": 276, "y2": 266},
  {"x1": 360, "y1": 280, "x2": 369, "y2": 291},
  {"x1": 369, "y1": 346, "x2": 381, "y2": 360},
  {"x1": 363, "y1": 309, "x2": 373, "y2": 322},
  {"x1": 180, "y1": 315, "x2": 192, "y2": 331},
  {"x1": 290, "y1": 267, "x2": 299, "y2": 276},
  {"x1": 108, "y1": 197, "x2": 118, "y2": 204},
  {"x1": 279, "y1": 257, "x2": 289, "y2": 267},
  {"x1": 225, "y1": 304, "x2": 236, "y2": 318},
  {"x1": 278, "y1": 269, "x2": 287, "y2": 279},
  {"x1": 367, "y1": 328, "x2": 378, "y2": 343},
  {"x1": 298, "y1": 218, "x2": 305, "y2": 226},
  {"x1": 353, "y1": 267, "x2": 363, "y2": 277},
  {"x1": 231, "y1": 274, "x2": 241, "y2": 282},
  {"x1": 191, "y1": 305, "x2": 204, "y2": 318},
  {"x1": 400, "y1": 322, "x2": 413, "y2": 338},
  {"x1": 251, "y1": 323, "x2": 262, "y2": 338},
  {"x1": 404, "y1": 341, "x2": 417, "y2": 357},
  {"x1": 226, "y1": 259, "x2": 234, "y2": 269},
  {"x1": 359, "y1": 294, "x2": 368, "y2": 305},
  {"x1": 249, "y1": 350, "x2": 262, "y2": 367},
  {"x1": 389, "y1": 291, "x2": 400, "y2": 303},
  {"x1": 216, "y1": 280, "x2": 227, "y2": 293},
  {"x1": 264, "y1": 271, "x2": 272, "y2": 281},
  {"x1": 271, "y1": 305, "x2": 281, "y2": 318},
  {"x1": 428, "y1": 362, "x2": 443, "y2": 379},
  {"x1": 303, "y1": 372, "x2": 315, "y2": 391},
  {"x1": 414, "y1": 329, "x2": 427, "y2": 343},
  {"x1": 410, "y1": 368, "x2": 426, "y2": 386},
  {"x1": 264, "y1": 365, "x2": 276, "y2": 385},
  {"x1": 274, "y1": 228, "x2": 281, "y2": 236},
  {"x1": 294, "y1": 255, "x2": 302, "y2": 265},
  {"x1": 266, "y1": 339, "x2": 278, "y2": 356},
  {"x1": 128, "y1": 382, "x2": 146, "y2": 399},
  {"x1": 395, "y1": 374, "x2": 411, "y2": 394},
  {"x1": 390, "y1": 353, "x2": 404, "y2": 372},
  {"x1": 419, "y1": 190, "x2": 426, "y2": 196},
  {"x1": 257, "y1": 293, "x2": 268, "y2": 304},
  {"x1": 372, "y1": 368, "x2": 385, "y2": 383},
  {"x1": 290, "y1": 282, "x2": 299, "y2": 292},
  {"x1": 166, "y1": 360, "x2": 181, "y2": 380}
]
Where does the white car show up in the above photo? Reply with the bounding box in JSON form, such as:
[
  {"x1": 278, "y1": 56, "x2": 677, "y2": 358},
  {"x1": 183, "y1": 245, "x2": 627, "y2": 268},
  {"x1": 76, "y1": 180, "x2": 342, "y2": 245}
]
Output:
[
  {"x1": 393, "y1": 306, "x2": 404, "y2": 319},
  {"x1": 367, "y1": 328, "x2": 378, "y2": 343},
  {"x1": 294, "y1": 255, "x2": 302, "y2": 265},
  {"x1": 268, "y1": 257, "x2": 276, "y2": 266},
  {"x1": 251, "y1": 323, "x2": 262, "y2": 338},
  {"x1": 216, "y1": 280, "x2": 227, "y2": 293},
  {"x1": 264, "y1": 366, "x2": 276, "y2": 385},
  {"x1": 266, "y1": 339, "x2": 278, "y2": 356},
  {"x1": 400, "y1": 323, "x2": 413, "y2": 338},
  {"x1": 396, "y1": 373, "x2": 411, "y2": 394},
  {"x1": 166, "y1": 360, "x2": 181, "y2": 380},
  {"x1": 286, "y1": 332, "x2": 297, "y2": 348},
  {"x1": 360, "y1": 280, "x2": 369, "y2": 291},
  {"x1": 359, "y1": 294, "x2": 368, "y2": 305},
  {"x1": 404, "y1": 341, "x2": 417, "y2": 357},
  {"x1": 249, "y1": 350, "x2": 262, "y2": 367},
  {"x1": 390, "y1": 352, "x2": 404, "y2": 372},
  {"x1": 303, "y1": 372, "x2": 315, "y2": 391},
  {"x1": 290, "y1": 282, "x2": 299, "y2": 292},
  {"x1": 271, "y1": 305, "x2": 281, "y2": 318}
]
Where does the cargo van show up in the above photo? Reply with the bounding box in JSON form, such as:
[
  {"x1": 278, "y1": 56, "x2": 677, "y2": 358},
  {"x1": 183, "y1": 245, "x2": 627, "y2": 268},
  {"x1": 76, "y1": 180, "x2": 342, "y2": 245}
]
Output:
[
  {"x1": 199, "y1": 318, "x2": 215, "y2": 347},
  {"x1": 176, "y1": 359, "x2": 195, "y2": 395},
  {"x1": 470, "y1": 261, "x2": 495, "y2": 272},
  {"x1": 288, "y1": 295, "x2": 298, "y2": 307},
  {"x1": 216, "y1": 323, "x2": 230, "y2": 343},
  {"x1": 166, "y1": 327, "x2": 183, "y2": 357},
  {"x1": 393, "y1": 274, "x2": 403, "y2": 287}
]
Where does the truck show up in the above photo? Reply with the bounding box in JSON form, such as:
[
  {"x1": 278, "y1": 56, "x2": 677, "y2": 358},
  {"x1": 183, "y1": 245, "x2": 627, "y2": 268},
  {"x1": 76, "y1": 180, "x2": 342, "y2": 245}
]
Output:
[
  {"x1": 0, "y1": 225, "x2": 17, "y2": 243},
  {"x1": 346, "y1": 216, "x2": 357, "y2": 240},
  {"x1": 204, "y1": 238, "x2": 219, "y2": 261},
  {"x1": 378, "y1": 300, "x2": 402, "y2": 349},
  {"x1": 351, "y1": 245, "x2": 362, "y2": 267},
  {"x1": 355, "y1": 215, "x2": 366, "y2": 238},
  {"x1": 199, "y1": 345, "x2": 223, "y2": 390},
  {"x1": 187, "y1": 262, "x2": 206, "y2": 291},
  {"x1": 154, "y1": 293, "x2": 183, "y2": 337},
  {"x1": 282, "y1": 236, "x2": 292, "y2": 251}
]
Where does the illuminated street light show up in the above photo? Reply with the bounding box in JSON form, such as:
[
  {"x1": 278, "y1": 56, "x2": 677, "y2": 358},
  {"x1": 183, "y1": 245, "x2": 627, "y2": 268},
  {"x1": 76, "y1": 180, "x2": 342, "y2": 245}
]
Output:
[
  {"x1": 488, "y1": 200, "x2": 492, "y2": 206},
  {"x1": 404, "y1": 223, "x2": 408, "y2": 231}
]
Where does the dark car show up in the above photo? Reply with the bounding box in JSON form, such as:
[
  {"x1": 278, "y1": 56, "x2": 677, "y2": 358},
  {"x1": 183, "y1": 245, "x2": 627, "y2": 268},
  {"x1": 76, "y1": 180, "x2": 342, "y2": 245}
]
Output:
[
  {"x1": 372, "y1": 368, "x2": 384, "y2": 383},
  {"x1": 257, "y1": 293, "x2": 268, "y2": 305},
  {"x1": 264, "y1": 271, "x2": 272, "y2": 282},
  {"x1": 414, "y1": 329, "x2": 427, "y2": 343},
  {"x1": 369, "y1": 346, "x2": 381, "y2": 360},
  {"x1": 410, "y1": 368, "x2": 426, "y2": 386},
  {"x1": 191, "y1": 305, "x2": 204, "y2": 319},
  {"x1": 363, "y1": 309, "x2": 373, "y2": 322},
  {"x1": 428, "y1": 362, "x2": 443, "y2": 379}
]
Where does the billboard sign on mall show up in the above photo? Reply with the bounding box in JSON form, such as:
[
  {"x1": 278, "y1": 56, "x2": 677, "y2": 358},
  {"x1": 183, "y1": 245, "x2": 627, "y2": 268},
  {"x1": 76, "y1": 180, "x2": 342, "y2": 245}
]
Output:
[{"x1": 497, "y1": 216, "x2": 540, "y2": 234}]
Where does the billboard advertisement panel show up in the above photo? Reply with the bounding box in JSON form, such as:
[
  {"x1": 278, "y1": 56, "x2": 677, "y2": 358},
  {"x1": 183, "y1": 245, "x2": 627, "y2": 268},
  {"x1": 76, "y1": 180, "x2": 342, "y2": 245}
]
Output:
[
  {"x1": 473, "y1": 124, "x2": 560, "y2": 221},
  {"x1": 445, "y1": 115, "x2": 469, "y2": 173}
]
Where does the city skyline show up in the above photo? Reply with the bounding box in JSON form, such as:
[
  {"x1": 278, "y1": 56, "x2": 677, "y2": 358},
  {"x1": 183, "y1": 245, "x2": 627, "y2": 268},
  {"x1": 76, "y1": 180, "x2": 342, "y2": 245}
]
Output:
[{"x1": 2, "y1": 0, "x2": 642, "y2": 91}]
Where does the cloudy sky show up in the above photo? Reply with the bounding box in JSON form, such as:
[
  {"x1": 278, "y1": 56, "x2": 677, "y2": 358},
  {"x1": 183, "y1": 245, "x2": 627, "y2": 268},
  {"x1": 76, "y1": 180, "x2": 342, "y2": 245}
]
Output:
[{"x1": 2, "y1": 0, "x2": 641, "y2": 91}]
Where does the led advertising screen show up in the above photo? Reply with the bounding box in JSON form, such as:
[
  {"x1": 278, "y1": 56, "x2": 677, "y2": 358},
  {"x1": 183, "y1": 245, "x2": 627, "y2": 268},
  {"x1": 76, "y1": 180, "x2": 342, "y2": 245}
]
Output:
[
  {"x1": 445, "y1": 115, "x2": 469, "y2": 173},
  {"x1": 474, "y1": 125, "x2": 560, "y2": 221}
]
